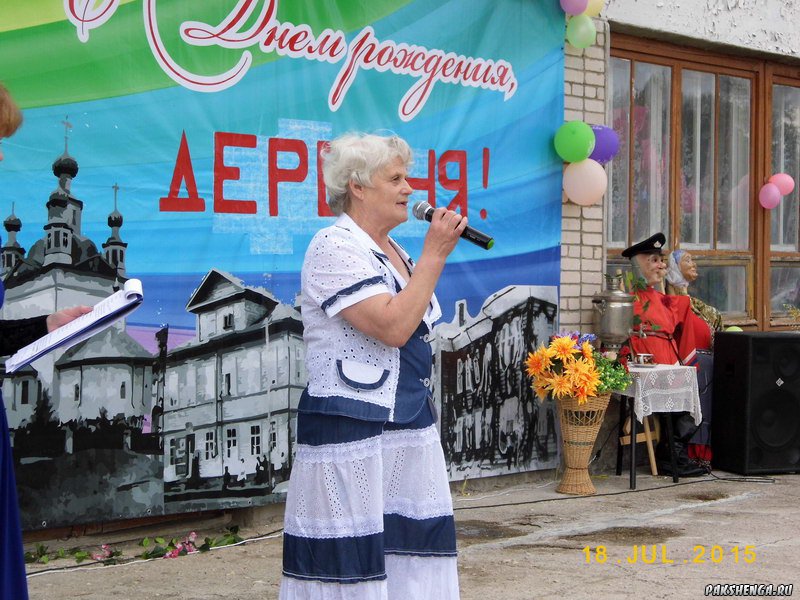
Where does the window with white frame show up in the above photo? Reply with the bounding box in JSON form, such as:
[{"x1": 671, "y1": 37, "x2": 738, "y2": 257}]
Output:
[
  {"x1": 269, "y1": 421, "x2": 277, "y2": 451},
  {"x1": 250, "y1": 425, "x2": 261, "y2": 456},
  {"x1": 205, "y1": 430, "x2": 216, "y2": 460},
  {"x1": 226, "y1": 428, "x2": 237, "y2": 459}
]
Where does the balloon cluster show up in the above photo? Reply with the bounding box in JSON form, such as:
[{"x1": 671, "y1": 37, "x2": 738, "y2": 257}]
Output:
[
  {"x1": 556, "y1": 121, "x2": 619, "y2": 206},
  {"x1": 758, "y1": 173, "x2": 795, "y2": 210},
  {"x1": 560, "y1": 0, "x2": 605, "y2": 49},
  {"x1": 557, "y1": 0, "x2": 613, "y2": 206}
]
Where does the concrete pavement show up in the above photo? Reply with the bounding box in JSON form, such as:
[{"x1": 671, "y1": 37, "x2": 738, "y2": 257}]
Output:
[{"x1": 25, "y1": 469, "x2": 799, "y2": 599}]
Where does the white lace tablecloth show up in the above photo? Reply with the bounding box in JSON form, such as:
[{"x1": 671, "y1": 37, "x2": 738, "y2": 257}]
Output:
[{"x1": 622, "y1": 365, "x2": 702, "y2": 425}]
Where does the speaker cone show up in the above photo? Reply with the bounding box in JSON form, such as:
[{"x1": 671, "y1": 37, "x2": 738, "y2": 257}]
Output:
[
  {"x1": 773, "y1": 343, "x2": 800, "y2": 383},
  {"x1": 752, "y1": 390, "x2": 800, "y2": 451}
]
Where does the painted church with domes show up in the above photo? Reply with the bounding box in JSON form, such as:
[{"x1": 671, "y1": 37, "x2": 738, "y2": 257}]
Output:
[{"x1": 0, "y1": 142, "x2": 153, "y2": 440}]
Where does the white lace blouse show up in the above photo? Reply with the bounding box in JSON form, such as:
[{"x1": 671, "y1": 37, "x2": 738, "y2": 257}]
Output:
[{"x1": 300, "y1": 213, "x2": 441, "y2": 422}]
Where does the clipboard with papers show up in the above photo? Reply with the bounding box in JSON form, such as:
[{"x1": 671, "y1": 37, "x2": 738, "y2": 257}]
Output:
[{"x1": 4, "y1": 279, "x2": 144, "y2": 374}]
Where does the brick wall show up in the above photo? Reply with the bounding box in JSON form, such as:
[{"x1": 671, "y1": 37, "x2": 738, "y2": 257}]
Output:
[{"x1": 559, "y1": 19, "x2": 609, "y2": 332}]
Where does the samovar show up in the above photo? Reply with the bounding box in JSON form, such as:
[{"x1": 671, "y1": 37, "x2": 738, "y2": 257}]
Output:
[{"x1": 592, "y1": 272, "x2": 634, "y2": 351}]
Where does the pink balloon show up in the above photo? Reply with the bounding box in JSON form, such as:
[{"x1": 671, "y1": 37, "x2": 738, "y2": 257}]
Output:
[
  {"x1": 758, "y1": 183, "x2": 781, "y2": 209},
  {"x1": 768, "y1": 173, "x2": 795, "y2": 196},
  {"x1": 560, "y1": 0, "x2": 589, "y2": 16},
  {"x1": 563, "y1": 159, "x2": 607, "y2": 206}
]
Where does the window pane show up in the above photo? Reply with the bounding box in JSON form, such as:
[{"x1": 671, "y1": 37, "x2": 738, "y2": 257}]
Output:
[
  {"x1": 608, "y1": 259, "x2": 746, "y2": 315},
  {"x1": 716, "y1": 76, "x2": 751, "y2": 250},
  {"x1": 609, "y1": 57, "x2": 631, "y2": 247},
  {"x1": 771, "y1": 85, "x2": 800, "y2": 252},
  {"x1": 632, "y1": 63, "x2": 671, "y2": 243},
  {"x1": 691, "y1": 264, "x2": 747, "y2": 314},
  {"x1": 680, "y1": 70, "x2": 715, "y2": 249},
  {"x1": 770, "y1": 265, "x2": 800, "y2": 312}
]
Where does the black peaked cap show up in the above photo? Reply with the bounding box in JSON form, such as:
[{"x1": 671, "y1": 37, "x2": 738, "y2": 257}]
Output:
[{"x1": 621, "y1": 232, "x2": 666, "y2": 259}]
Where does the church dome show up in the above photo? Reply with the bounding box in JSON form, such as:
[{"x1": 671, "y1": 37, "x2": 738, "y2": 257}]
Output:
[
  {"x1": 108, "y1": 208, "x2": 123, "y2": 228},
  {"x1": 4, "y1": 213, "x2": 21, "y2": 232},
  {"x1": 52, "y1": 151, "x2": 79, "y2": 178}
]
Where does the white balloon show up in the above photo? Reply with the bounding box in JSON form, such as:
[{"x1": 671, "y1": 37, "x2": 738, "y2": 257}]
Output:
[{"x1": 563, "y1": 159, "x2": 607, "y2": 206}]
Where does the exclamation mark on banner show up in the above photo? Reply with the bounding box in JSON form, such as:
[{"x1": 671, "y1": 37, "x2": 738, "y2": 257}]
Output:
[{"x1": 480, "y1": 147, "x2": 489, "y2": 220}]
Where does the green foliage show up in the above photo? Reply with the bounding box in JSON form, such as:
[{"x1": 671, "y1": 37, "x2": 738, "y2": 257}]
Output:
[
  {"x1": 24, "y1": 543, "x2": 50, "y2": 564},
  {"x1": 24, "y1": 543, "x2": 97, "y2": 565},
  {"x1": 197, "y1": 526, "x2": 243, "y2": 553},
  {"x1": 624, "y1": 271, "x2": 647, "y2": 293},
  {"x1": 138, "y1": 535, "x2": 170, "y2": 559},
  {"x1": 24, "y1": 527, "x2": 246, "y2": 567},
  {"x1": 624, "y1": 276, "x2": 662, "y2": 333},
  {"x1": 594, "y1": 351, "x2": 633, "y2": 393},
  {"x1": 784, "y1": 304, "x2": 800, "y2": 330}
]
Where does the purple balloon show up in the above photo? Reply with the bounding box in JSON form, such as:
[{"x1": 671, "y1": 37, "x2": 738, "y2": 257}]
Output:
[
  {"x1": 560, "y1": 0, "x2": 589, "y2": 15},
  {"x1": 589, "y1": 125, "x2": 620, "y2": 164}
]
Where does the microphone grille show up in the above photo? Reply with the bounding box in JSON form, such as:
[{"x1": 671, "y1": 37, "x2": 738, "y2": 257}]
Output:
[{"x1": 412, "y1": 201, "x2": 430, "y2": 220}]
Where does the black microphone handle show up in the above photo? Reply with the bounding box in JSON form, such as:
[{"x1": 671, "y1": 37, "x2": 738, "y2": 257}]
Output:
[
  {"x1": 461, "y1": 226, "x2": 495, "y2": 250},
  {"x1": 421, "y1": 205, "x2": 494, "y2": 250}
]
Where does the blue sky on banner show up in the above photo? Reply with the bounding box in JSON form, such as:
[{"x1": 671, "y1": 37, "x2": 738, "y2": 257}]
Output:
[{"x1": 2, "y1": 0, "x2": 564, "y2": 330}]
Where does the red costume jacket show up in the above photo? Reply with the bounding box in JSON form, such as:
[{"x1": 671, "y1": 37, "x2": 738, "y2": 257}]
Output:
[{"x1": 629, "y1": 287, "x2": 711, "y2": 365}]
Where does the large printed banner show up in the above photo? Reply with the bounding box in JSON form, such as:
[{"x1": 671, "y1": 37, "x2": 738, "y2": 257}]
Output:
[{"x1": 0, "y1": 0, "x2": 563, "y2": 529}]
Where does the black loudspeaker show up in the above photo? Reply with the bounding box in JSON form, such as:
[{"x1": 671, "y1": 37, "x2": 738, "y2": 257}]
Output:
[{"x1": 712, "y1": 331, "x2": 800, "y2": 475}]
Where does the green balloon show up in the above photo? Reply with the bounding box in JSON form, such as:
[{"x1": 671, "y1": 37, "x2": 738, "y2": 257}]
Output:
[
  {"x1": 566, "y1": 14, "x2": 597, "y2": 49},
  {"x1": 725, "y1": 326, "x2": 743, "y2": 332},
  {"x1": 554, "y1": 121, "x2": 596, "y2": 163}
]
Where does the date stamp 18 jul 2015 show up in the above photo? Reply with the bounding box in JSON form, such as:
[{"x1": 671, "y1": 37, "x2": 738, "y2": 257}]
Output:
[{"x1": 582, "y1": 544, "x2": 757, "y2": 565}]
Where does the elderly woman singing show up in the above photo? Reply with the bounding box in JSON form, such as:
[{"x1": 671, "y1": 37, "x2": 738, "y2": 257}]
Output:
[{"x1": 279, "y1": 133, "x2": 464, "y2": 599}]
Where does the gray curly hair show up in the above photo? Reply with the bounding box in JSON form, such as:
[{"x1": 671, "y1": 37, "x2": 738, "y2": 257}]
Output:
[{"x1": 321, "y1": 133, "x2": 413, "y2": 215}]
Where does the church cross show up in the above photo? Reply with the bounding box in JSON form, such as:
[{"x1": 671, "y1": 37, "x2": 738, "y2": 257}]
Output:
[{"x1": 62, "y1": 116, "x2": 73, "y2": 152}]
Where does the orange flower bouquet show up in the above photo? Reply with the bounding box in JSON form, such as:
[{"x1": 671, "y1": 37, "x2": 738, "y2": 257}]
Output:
[
  {"x1": 525, "y1": 332, "x2": 632, "y2": 405},
  {"x1": 526, "y1": 333, "x2": 632, "y2": 495}
]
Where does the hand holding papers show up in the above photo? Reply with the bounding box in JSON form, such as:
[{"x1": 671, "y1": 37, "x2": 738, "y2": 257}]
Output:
[{"x1": 5, "y1": 279, "x2": 144, "y2": 374}]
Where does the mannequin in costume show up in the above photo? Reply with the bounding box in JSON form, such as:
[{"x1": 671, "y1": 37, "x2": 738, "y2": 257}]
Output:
[
  {"x1": 665, "y1": 249, "x2": 723, "y2": 466},
  {"x1": 622, "y1": 233, "x2": 708, "y2": 477},
  {"x1": 623, "y1": 234, "x2": 710, "y2": 365},
  {"x1": 665, "y1": 249, "x2": 723, "y2": 343}
]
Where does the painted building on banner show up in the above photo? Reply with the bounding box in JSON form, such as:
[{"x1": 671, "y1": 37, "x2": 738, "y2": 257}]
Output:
[
  {"x1": 1, "y1": 146, "x2": 149, "y2": 432},
  {"x1": 433, "y1": 286, "x2": 560, "y2": 481},
  {"x1": 160, "y1": 269, "x2": 304, "y2": 512},
  {"x1": 8, "y1": 0, "x2": 800, "y2": 532},
  {"x1": 0, "y1": 146, "x2": 161, "y2": 528}
]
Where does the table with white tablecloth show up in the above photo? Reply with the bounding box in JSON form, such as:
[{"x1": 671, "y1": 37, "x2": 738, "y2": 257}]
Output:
[{"x1": 617, "y1": 364, "x2": 702, "y2": 488}]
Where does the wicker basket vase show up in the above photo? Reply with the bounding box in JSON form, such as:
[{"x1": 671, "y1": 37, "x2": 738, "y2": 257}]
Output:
[{"x1": 555, "y1": 393, "x2": 611, "y2": 495}]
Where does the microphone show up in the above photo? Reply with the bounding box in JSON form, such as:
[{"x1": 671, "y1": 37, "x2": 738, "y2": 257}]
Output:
[{"x1": 412, "y1": 201, "x2": 494, "y2": 250}]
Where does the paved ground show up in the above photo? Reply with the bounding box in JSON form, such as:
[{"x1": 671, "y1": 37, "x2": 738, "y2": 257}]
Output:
[{"x1": 24, "y1": 469, "x2": 799, "y2": 599}]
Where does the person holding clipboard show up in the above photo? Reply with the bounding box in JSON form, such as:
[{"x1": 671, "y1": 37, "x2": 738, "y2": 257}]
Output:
[{"x1": 1, "y1": 83, "x2": 92, "y2": 600}]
